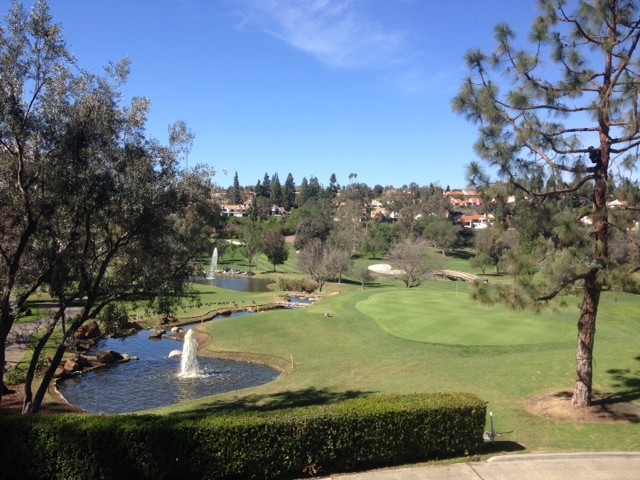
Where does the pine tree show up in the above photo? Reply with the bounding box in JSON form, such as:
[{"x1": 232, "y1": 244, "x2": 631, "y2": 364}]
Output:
[{"x1": 453, "y1": 0, "x2": 640, "y2": 407}]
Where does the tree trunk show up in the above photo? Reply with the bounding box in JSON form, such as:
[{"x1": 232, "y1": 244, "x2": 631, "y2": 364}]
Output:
[
  {"x1": 22, "y1": 319, "x2": 58, "y2": 413},
  {"x1": 572, "y1": 140, "x2": 608, "y2": 407},
  {"x1": 28, "y1": 340, "x2": 69, "y2": 414},
  {"x1": 0, "y1": 313, "x2": 15, "y2": 396},
  {"x1": 572, "y1": 271, "x2": 600, "y2": 407},
  {"x1": 0, "y1": 332, "x2": 8, "y2": 396}
]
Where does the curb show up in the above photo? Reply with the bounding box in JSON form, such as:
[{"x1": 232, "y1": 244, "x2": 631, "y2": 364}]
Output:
[{"x1": 487, "y1": 451, "x2": 640, "y2": 462}]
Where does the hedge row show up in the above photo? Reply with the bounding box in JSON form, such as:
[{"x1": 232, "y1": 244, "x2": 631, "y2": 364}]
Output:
[
  {"x1": 0, "y1": 392, "x2": 485, "y2": 479},
  {"x1": 277, "y1": 277, "x2": 318, "y2": 293}
]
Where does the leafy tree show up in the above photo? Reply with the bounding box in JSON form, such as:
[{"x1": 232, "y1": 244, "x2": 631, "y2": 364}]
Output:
[
  {"x1": 294, "y1": 215, "x2": 333, "y2": 250},
  {"x1": 352, "y1": 266, "x2": 374, "y2": 290},
  {"x1": 473, "y1": 227, "x2": 509, "y2": 275},
  {"x1": 452, "y1": 0, "x2": 640, "y2": 406},
  {"x1": 421, "y1": 185, "x2": 451, "y2": 219},
  {"x1": 363, "y1": 223, "x2": 398, "y2": 259},
  {"x1": 386, "y1": 240, "x2": 439, "y2": 288},
  {"x1": 261, "y1": 230, "x2": 288, "y2": 272},
  {"x1": 422, "y1": 218, "x2": 461, "y2": 256},
  {"x1": 469, "y1": 252, "x2": 494, "y2": 275},
  {"x1": 168, "y1": 120, "x2": 195, "y2": 170},
  {"x1": 0, "y1": 1, "x2": 204, "y2": 409},
  {"x1": 241, "y1": 223, "x2": 263, "y2": 267}
]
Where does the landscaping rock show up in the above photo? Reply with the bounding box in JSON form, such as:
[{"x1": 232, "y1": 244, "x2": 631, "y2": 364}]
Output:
[
  {"x1": 64, "y1": 358, "x2": 82, "y2": 374},
  {"x1": 95, "y1": 350, "x2": 123, "y2": 364},
  {"x1": 76, "y1": 355, "x2": 92, "y2": 368},
  {"x1": 148, "y1": 329, "x2": 165, "y2": 339},
  {"x1": 74, "y1": 321, "x2": 101, "y2": 340}
]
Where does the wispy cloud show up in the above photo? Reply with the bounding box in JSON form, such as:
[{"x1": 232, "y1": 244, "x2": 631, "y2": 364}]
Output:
[{"x1": 234, "y1": 0, "x2": 410, "y2": 70}]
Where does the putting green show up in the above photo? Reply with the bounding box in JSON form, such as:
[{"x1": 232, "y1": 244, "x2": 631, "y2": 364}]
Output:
[{"x1": 356, "y1": 287, "x2": 576, "y2": 346}]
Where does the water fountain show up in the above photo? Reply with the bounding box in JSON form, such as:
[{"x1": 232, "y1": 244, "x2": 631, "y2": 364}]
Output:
[
  {"x1": 206, "y1": 247, "x2": 218, "y2": 279},
  {"x1": 57, "y1": 318, "x2": 279, "y2": 414},
  {"x1": 178, "y1": 329, "x2": 201, "y2": 378}
]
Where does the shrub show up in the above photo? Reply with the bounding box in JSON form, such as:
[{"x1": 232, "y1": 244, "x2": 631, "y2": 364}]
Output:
[
  {"x1": 0, "y1": 392, "x2": 485, "y2": 479},
  {"x1": 277, "y1": 277, "x2": 318, "y2": 293}
]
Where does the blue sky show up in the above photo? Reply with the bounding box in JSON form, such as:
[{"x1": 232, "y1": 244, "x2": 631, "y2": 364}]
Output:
[{"x1": 21, "y1": 0, "x2": 538, "y2": 189}]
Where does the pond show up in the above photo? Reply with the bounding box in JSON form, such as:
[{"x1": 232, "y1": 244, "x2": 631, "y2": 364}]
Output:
[
  {"x1": 57, "y1": 316, "x2": 279, "y2": 414},
  {"x1": 192, "y1": 276, "x2": 274, "y2": 292}
]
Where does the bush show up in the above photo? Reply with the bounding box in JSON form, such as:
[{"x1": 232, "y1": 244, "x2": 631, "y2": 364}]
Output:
[
  {"x1": 0, "y1": 392, "x2": 485, "y2": 479},
  {"x1": 277, "y1": 277, "x2": 318, "y2": 293}
]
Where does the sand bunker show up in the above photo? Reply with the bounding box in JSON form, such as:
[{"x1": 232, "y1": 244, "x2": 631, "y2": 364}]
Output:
[{"x1": 368, "y1": 264, "x2": 404, "y2": 275}]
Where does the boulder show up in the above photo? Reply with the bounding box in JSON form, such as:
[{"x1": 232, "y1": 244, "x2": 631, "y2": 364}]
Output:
[
  {"x1": 95, "y1": 350, "x2": 123, "y2": 364},
  {"x1": 64, "y1": 358, "x2": 82, "y2": 374},
  {"x1": 148, "y1": 329, "x2": 165, "y2": 339},
  {"x1": 74, "y1": 321, "x2": 101, "y2": 340},
  {"x1": 76, "y1": 355, "x2": 92, "y2": 368}
]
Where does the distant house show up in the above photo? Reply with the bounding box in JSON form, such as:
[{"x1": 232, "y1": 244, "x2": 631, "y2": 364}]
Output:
[
  {"x1": 220, "y1": 202, "x2": 251, "y2": 217},
  {"x1": 444, "y1": 189, "x2": 483, "y2": 208},
  {"x1": 460, "y1": 213, "x2": 494, "y2": 229},
  {"x1": 607, "y1": 199, "x2": 627, "y2": 209}
]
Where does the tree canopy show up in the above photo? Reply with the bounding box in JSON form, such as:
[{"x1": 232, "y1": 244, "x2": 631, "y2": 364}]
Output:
[
  {"x1": 453, "y1": 0, "x2": 640, "y2": 407},
  {"x1": 0, "y1": 0, "x2": 216, "y2": 410}
]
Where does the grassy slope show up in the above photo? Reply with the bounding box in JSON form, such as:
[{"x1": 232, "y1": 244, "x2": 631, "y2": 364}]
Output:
[{"x1": 155, "y1": 272, "x2": 640, "y2": 453}]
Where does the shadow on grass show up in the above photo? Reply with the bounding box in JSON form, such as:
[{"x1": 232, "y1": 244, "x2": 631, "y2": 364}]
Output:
[
  {"x1": 605, "y1": 355, "x2": 640, "y2": 415},
  {"x1": 449, "y1": 249, "x2": 474, "y2": 260},
  {"x1": 172, "y1": 387, "x2": 375, "y2": 418},
  {"x1": 479, "y1": 440, "x2": 526, "y2": 455}
]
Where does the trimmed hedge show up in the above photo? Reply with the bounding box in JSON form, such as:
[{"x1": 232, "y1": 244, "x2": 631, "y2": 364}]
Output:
[{"x1": 0, "y1": 392, "x2": 485, "y2": 479}]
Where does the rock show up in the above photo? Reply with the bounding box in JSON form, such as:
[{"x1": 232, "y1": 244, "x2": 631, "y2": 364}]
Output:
[
  {"x1": 159, "y1": 316, "x2": 177, "y2": 325},
  {"x1": 76, "y1": 356, "x2": 92, "y2": 368},
  {"x1": 170, "y1": 326, "x2": 183, "y2": 334},
  {"x1": 168, "y1": 350, "x2": 182, "y2": 358},
  {"x1": 54, "y1": 366, "x2": 66, "y2": 378},
  {"x1": 148, "y1": 329, "x2": 165, "y2": 339},
  {"x1": 96, "y1": 350, "x2": 123, "y2": 364},
  {"x1": 64, "y1": 358, "x2": 82, "y2": 374},
  {"x1": 74, "y1": 321, "x2": 101, "y2": 340}
]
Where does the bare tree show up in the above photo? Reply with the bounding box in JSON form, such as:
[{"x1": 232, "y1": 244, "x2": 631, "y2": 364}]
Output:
[{"x1": 386, "y1": 240, "x2": 440, "y2": 288}]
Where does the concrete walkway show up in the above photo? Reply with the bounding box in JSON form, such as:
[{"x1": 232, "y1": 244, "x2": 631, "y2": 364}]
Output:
[
  {"x1": 316, "y1": 452, "x2": 640, "y2": 479},
  {"x1": 4, "y1": 318, "x2": 53, "y2": 371}
]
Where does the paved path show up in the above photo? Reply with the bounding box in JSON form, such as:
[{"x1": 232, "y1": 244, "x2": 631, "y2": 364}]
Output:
[
  {"x1": 4, "y1": 318, "x2": 53, "y2": 371},
  {"x1": 317, "y1": 452, "x2": 640, "y2": 480}
]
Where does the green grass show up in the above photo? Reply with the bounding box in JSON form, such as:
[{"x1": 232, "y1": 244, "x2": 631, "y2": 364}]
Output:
[
  {"x1": 15, "y1": 248, "x2": 639, "y2": 456},
  {"x1": 357, "y1": 283, "x2": 576, "y2": 345},
  {"x1": 152, "y1": 277, "x2": 640, "y2": 454}
]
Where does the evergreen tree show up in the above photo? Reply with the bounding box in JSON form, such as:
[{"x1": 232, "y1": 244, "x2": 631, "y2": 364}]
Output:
[
  {"x1": 261, "y1": 172, "x2": 271, "y2": 198},
  {"x1": 296, "y1": 177, "x2": 310, "y2": 207},
  {"x1": 327, "y1": 173, "x2": 339, "y2": 198},
  {"x1": 283, "y1": 173, "x2": 296, "y2": 210},
  {"x1": 453, "y1": 0, "x2": 640, "y2": 406},
  {"x1": 270, "y1": 172, "x2": 282, "y2": 206},
  {"x1": 232, "y1": 171, "x2": 242, "y2": 204}
]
